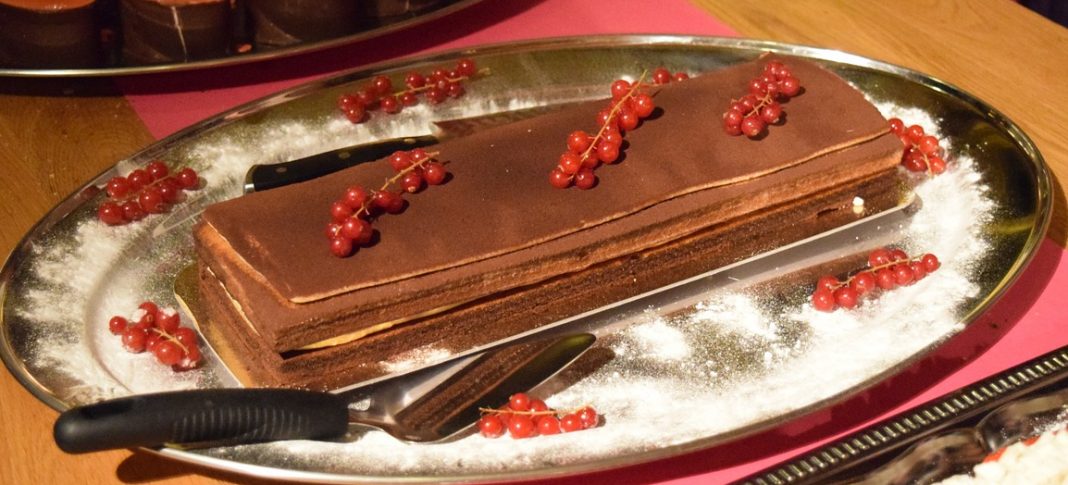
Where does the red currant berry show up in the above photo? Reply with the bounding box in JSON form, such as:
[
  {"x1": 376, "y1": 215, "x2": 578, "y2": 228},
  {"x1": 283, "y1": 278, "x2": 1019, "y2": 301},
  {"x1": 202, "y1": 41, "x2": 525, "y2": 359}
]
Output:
[
  {"x1": 340, "y1": 218, "x2": 368, "y2": 241},
  {"x1": 507, "y1": 415, "x2": 536, "y2": 439},
  {"x1": 138, "y1": 186, "x2": 166, "y2": 213},
  {"x1": 106, "y1": 176, "x2": 132, "y2": 198},
  {"x1": 652, "y1": 67, "x2": 672, "y2": 85},
  {"x1": 928, "y1": 156, "x2": 947, "y2": 174},
  {"x1": 404, "y1": 72, "x2": 425, "y2": 89},
  {"x1": 567, "y1": 130, "x2": 591, "y2": 154},
  {"x1": 108, "y1": 316, "x2": 128, "y2": 335},
  {"x1": 536, "y1": 416, "x2": 561, "y2": 435},
  {"x1": 146, "y1": 160, "x2": 169, "y2": 180},
  {"x1": 549, "y1": 169, "x2": 572, "y2": 189},
  {"x1": 325, "y1": 222, "x2": 342, "y2": 239},
  {"x1": 399, "y1": 92, "x2": 419, "y2": 106},
  {"x1": 447, "y1": 83, "x2": 465, "y2": 98},
  {"x1": 559, "y1": 152, "x2": 583, "y2": 175},
  {"x1": 602, "y1": 128, "x2": 624, "y2": 147},
  {"x1": 157, "y1": 179, "x2": 181, "y2": 203},
  {"x1": 401, "y1": 172, "x2": 424, "y2": 193},
  {"x1": 596, "y1": 141, "x2": 619, "y2": 164},
  {"x1": 760, "y1": 103, "x2": 782, "y2": 124},
  {"x1": 724, "y1": 108, "x2": 744, "y2": 128},
  {"x1": 889, "y1": 248, "x2": 909, "y2": 262},
  {"x1": 478, "y1": 414, "x2": 504, "y2": 438},
  {"x1": 380, "y1": 95, "x2": 400, "y2": 114},
  {"x1": 173, "y1": 327, "x2": 198, "y2": 349},
  {"x1": 748, "y1": 78, "x2": 766, "y2": 96},
  {"x1": 174, "y1": 344, "x2": 201, "y2": 370},
  {"x1": 817, "y1": 275, "x2": 840, "y2": 292},
  {"x1": 868, "y1": 248, "x2": 892, "y2": 267},
  {"x1": 331, "y1": 200, "x2": 354, "y2": 222},
  {"x1": 909, "y1": 261, "x2": 928, "y2": 281},
  {"x1": 903, "y1": 156, "x2": 928, "y2": 173},
  {"x1": 610, "y1": 79, "x2": 631, "y2": 100},
  {"x1": 888, "y1": 118, "x2": 905, "y2": 135},
  {"x1": 344, "y1": 104, "x2": 366, "y2": 123},
  {"x1": 138, "y1": 301, "x2": 158, "y2": 315},
  {"x1": 145, "y1": 331, "x2": 163, "y2": 352},
  {"x1": 596, "y1": 109, "x2": 615, "y2": 128},
  {"x1": 98, "y1": 202, "x2": 126, "y2": 225},
  {"x1": 875, "y1": 268, "x2": 897, "y2": 290},
  {"x1": 812, "y1": 288, "x2": 836, "y2": 312},
  {"x1": 343, "y1": 186, "x2": 369, "y2": 209},
  {"x1": 529, "y1": 399, "x2": 549, "y2": 413},
  {"x1": 338, "y1": 93, "x2": 361, "y2": 111},
  {"x1": 850, "y1": 271, "x2": 877, "y2": 295},
  {"x1": 560, "y1": 414, "x2": 584, "y2": 432},
  {"x1": 356, "y1": 88, "x2": 377, "y2": 107},
  {"x1": 153, "y1": 341, "x2": 183, "y2": 366},
  {"x1": 918, "y1": 135, "x2": 940, "y2": 155},
  {"x1": 724, "y1": 117, "x2": 743, "y2": 136},
  {"x1": 617, "y1": 108, "x2": 640, "y2": 131},
  {"x1": 893, "y1": 264, "x2": 915, "y2": 285},
  {"x1": 389, "y1": 151, "x2": 413, "y2": 172},
  {"x1": 741, "y1": 116, "x2": 765, "y2": 138},
  {"x1": 423, "y1": 162, "x2": 447, "y2": 185},
  {"x1": 175, "y1": 168, "x2": 199, "y2": 189},
  {"x1": 574, "y1": 169, "x2": 597, "y2": 190},
  {"x1": 409, "y1": 148, "x2": 430, "y2": 164},
  {"x1": 922, "y1": 254, "x2": 940, "y2": 272},
  {"x1": 509, "y1": 392, "x2": 531, "y2": 411},
  {"x1": 157, "y1": 309, "x2": 180, "y2": 333},
  {"x1": 121, "y1": 200, "x2": 146, "y2": 221},
  {"x1": 375, "y1": 191, "x2": 405, "y2": 214},
  {"x1": 456, "y1": 58, "x2": 477, "y2": 77},
  {"x1": 425, "y1": 87, "x2": 446, "y2": 104},
  {"x1": 577, "y1": 406, "x2": 598, "y2": 429},
  {"x1": 330, "y1": 236, "x2": 354, "y2": 257},
  {"x1": 906, "y1": 124, "x2": 925, "y2": 143},
  {"x1": 630, "y1": 93, "x2": 655, "y2": 118},
  {"x1": 833, "y1": 286, "x2": 860, "y2": 310},
  {"x1": 122, "y1": 327, "x2": 148, "y2": 353},
  {"x1": 674, "y1": 71, "x2": 688, "y2": 81},
  {"x1": 779, "y1": 76, "x2": 801, "y2": 97},
  {"x1": 371, "y1": 75, "x2": 392, "y2": 96},
  {"x1": 128, "y1": 168, "x2": 153, "y2": 189}
]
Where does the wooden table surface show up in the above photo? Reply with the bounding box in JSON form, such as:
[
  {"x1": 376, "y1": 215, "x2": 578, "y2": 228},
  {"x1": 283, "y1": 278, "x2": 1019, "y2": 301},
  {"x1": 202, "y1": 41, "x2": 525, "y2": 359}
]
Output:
[{"x1": 1, "y1": 1, "x2": 1065, "y2": 483}]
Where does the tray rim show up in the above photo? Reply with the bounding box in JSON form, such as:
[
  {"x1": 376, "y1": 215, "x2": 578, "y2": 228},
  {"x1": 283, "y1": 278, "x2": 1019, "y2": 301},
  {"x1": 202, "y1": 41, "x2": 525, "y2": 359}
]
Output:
[{"x1": 0, "y1": 34, "x2": 1054, "y2": 483}]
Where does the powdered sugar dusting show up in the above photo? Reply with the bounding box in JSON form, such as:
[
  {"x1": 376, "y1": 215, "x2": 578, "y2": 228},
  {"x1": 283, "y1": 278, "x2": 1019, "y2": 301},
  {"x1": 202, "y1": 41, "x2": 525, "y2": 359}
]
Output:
[{"x1": 381, "y1": 346, "x2": 454, "y2": 374}]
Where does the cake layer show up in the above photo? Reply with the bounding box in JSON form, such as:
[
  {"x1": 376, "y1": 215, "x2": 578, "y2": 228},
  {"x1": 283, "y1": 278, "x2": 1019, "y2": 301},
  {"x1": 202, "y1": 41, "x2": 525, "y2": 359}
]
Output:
[
  {"x1": 197, "y1": 56, "x2": 902, "y2": 353},
  {"x1": 197, "y1": 164, "x2": 906, "y2": 389}
]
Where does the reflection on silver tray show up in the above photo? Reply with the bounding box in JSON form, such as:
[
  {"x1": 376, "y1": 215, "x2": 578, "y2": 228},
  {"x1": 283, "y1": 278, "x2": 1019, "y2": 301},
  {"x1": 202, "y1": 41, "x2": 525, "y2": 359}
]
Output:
[
  {"x1": 0, "y1": 0, "x2": 482, "y2": 77},
  {"x1": 0, "y1": 36, "x2": 1052, "y2": 483}
]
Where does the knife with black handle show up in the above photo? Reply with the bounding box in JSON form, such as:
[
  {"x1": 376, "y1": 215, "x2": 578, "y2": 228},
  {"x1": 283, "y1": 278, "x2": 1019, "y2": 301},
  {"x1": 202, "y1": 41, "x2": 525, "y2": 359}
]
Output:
[{"x1": 53, "y1": 333, "x2": 595, "y2": 452}]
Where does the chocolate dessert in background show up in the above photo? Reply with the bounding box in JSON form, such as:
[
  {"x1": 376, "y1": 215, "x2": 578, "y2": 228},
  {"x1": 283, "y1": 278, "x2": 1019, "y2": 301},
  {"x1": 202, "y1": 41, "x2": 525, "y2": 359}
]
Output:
[
  {"x1": 360, "y1": 0, "x2": 441, "y2": 25},
  {"x1": 245, "y1": 0, "x2": 359, "y2": 47},
  {"x1": 0, "y1": 0, "x2": 100, "y2": 68},
  {"x1": 119, "y1": 0, "x2": 231, "y2": 65}
]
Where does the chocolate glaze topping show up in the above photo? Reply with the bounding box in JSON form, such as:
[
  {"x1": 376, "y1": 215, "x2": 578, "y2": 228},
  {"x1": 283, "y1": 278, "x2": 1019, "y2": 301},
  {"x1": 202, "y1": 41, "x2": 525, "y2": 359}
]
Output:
[{"x1": 202, "y1": 57, "x2": 891, "y2": 302}]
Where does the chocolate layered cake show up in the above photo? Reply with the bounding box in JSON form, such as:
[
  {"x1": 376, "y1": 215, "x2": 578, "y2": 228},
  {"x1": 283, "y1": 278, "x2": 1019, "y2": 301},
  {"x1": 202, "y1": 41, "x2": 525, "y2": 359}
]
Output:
[
  {"x1": 0, "y1": 0, "x2": 100, "y2": 68},
  {"x1": 119, "y1": 0, "x2": 230, "y2": 64},
  {"x1": 359, "y1": 0, "x2": 441, "y2": 24},
  {"x1": 245, "y1": 0, "x2": 359, "y2": 47},
  {"x1": 194, "y1": 56, "x2": 908, "y2": 390}
]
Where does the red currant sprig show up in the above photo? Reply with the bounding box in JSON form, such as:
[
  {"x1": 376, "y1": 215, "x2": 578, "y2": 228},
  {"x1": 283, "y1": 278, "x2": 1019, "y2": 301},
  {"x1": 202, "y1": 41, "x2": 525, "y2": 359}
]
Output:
[
  {"x1": 888, "y1": 118, "x2": 947, "y2": 175},
  {"x1": 477, "y1": 392, "x2": 599, "y2": 439},
  {"x1": 97, "y1": 160, "x2": 200, "y2": 226},
  {"x1": 723, "y1": 60, "x2": 802, "y2": 138},
  {"x1": 338, "y1": 58, "x2": 483, "y2": 123},
  {"x1": 326, "y1": 148, "x2": 448, "y2": 258},
  {"x1": 811, "y1": 247, "x2": 941, "y2": 312},
  {"x1": 109, "y1": 301, "x2": 201, "y2": 370},
  {"x1": 549, "y1": 69, "x2": 665, "y2": 189},
  {"x1": 651, "y1": 66, "x2": 690, "y2": 85}
]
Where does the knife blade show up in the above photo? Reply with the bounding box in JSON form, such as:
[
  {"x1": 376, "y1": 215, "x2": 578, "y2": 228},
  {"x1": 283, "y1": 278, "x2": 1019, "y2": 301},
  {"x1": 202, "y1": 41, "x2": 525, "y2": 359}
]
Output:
[
  {"x1": 242, "y1": 104, "x2": 566, "y2": 193},
  {"x1": 52, "y1": 332, "x2": 595, "y2": 453}
]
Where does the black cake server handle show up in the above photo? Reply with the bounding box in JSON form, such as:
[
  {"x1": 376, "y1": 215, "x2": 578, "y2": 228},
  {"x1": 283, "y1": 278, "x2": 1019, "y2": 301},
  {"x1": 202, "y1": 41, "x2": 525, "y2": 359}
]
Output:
[
  {"x1": 243, "y1": 134, "x2": 439, "y2": 192},
  {"x1": 53, "y1": 388, "x2": 349, "y2": 453}
]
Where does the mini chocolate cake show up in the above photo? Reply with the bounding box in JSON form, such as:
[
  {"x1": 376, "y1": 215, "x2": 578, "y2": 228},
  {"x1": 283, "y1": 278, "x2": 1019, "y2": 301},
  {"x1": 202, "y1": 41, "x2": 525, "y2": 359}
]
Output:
[
  {"x1": 0, "y1": 0, "x2": 100, "y2": 68},
  {"x1": 360, "y1": 0, "x2": 441, "y2": 24},
  {"x1": 119, "y1": 0, "x2": 230, "y2": 64},
  {"x1": 245, "y1": 0, "x2": 359, "y2": 47},
  {"x1": 194, "y1": 56, "x2": 908, "y2": 390}
]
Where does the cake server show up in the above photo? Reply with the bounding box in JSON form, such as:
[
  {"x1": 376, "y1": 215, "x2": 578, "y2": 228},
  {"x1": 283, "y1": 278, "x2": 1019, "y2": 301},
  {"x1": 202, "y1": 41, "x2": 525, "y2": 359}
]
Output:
[
  {"x1": 242, "y1": 103, "x2": 566, "y2": 192},
  {"x1": 52, "y1": 332, "x2": 595, "y2": 453}
]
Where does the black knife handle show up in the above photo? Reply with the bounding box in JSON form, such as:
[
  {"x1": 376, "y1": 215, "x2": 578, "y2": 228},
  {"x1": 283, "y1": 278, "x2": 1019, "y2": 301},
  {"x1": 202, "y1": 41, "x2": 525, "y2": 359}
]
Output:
[
  {"x1": 54, "y1": 389, "x2": 349, "y2": 453},
  {"x1": 244, "y1": 135, "x2": 440, "y2": 192}
]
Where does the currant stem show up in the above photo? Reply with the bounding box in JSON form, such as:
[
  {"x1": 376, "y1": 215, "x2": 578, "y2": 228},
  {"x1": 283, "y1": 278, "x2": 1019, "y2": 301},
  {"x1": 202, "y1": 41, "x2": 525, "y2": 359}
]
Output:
[
  {"x1": 353, "y1": 151, "x2": 441, "y2": 219},
  {"x1": 392, "y1": 67, "x2": 491, "y2": 97},
  {"x1": 149, "y1": 327, "x2": 188, "y2": 354},
  {"x1": 830, "y1": 256, "x2": 929, "y2": 289},
  {"x1": 573, "y1": 70, "x2": 650, "y2": 179}
]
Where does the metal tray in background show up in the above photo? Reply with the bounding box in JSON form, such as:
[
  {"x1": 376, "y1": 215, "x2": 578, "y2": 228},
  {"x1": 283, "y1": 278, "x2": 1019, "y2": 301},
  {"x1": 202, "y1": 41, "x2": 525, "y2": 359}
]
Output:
[{"x1": 0, "y1": 36, "x2": 1052, "y2": 483}]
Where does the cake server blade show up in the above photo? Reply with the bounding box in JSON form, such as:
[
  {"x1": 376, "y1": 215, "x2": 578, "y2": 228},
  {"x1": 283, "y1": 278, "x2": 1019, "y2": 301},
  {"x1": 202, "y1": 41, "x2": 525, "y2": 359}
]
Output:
[{"x1": 52, "y1": 333, "x2": 595, "y2": 453}]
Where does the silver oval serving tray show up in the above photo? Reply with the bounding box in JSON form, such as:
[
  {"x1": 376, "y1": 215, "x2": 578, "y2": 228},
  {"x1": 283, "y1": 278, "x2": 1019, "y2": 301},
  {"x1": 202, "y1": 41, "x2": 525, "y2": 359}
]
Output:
[
  {"x1": 0, "y1": 35, "x2": 1052, "y2": 483},
  {"x1": 0, "y1": 0, "x2": 482, "y2": 77}
]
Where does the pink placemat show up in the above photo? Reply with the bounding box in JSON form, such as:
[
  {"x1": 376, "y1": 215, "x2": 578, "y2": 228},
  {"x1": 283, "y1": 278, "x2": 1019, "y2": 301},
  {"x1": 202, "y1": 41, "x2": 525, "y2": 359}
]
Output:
[{"x1": 113, "y1": 1, "x2": 1068, "y2": 483}]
